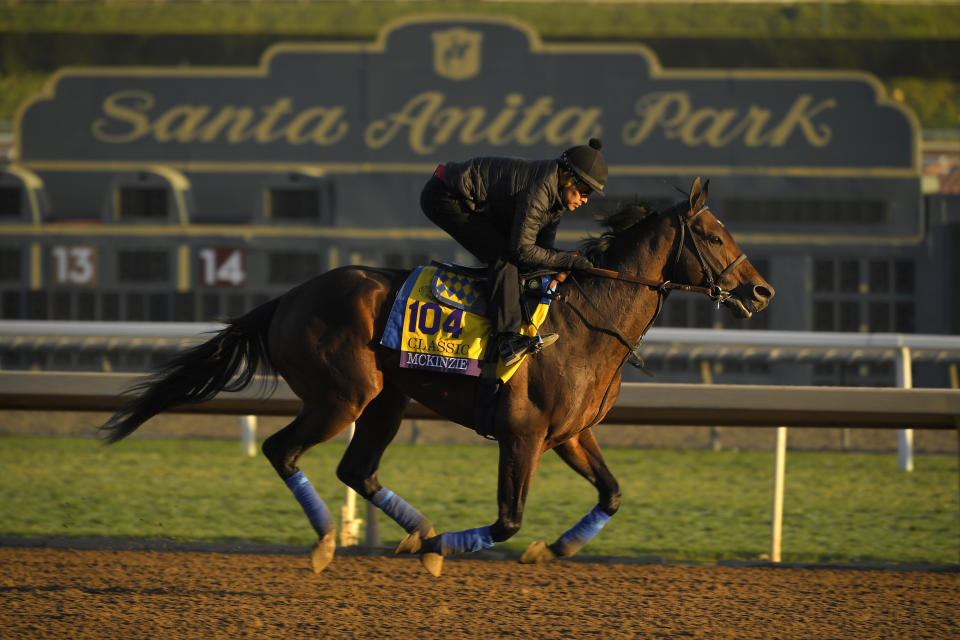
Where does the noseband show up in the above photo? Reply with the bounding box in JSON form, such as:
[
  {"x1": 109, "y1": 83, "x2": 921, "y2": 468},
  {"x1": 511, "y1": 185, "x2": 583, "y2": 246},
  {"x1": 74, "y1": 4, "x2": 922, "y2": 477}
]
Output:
[
  {"x1": 563, "y1": 203, "x2": 748, "y2": 424},
  {"x1": 676, "y1": 205, "x2": 747, "y2": 306},
  {"x1": 564, "y1": 202, "x2": 749, "y2": 381}
]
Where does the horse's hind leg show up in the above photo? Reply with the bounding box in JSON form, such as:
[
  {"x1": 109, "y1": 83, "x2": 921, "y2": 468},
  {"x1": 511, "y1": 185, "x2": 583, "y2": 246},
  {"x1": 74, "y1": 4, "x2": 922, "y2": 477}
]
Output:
[
  {"x1": 521, "y1": 428, "x2": 621, "y2": 564},
  {"x1": 262, "y1": 404, "x2": 357, "y2": 573},
  {"x1": 334, "y1": 385, "x2": 444, "y2": 576}
]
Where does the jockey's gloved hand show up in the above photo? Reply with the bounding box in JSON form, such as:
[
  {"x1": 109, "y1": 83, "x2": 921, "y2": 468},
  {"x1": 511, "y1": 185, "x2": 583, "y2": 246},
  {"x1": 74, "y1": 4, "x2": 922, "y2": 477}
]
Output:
[{"x1": 572, "y1": 256, "x2": 594, "y2": 272}]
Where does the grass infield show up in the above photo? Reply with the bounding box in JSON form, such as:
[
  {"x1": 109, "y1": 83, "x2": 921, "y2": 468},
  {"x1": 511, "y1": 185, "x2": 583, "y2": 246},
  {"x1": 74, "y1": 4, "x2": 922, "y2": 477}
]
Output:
[{"x1": 0, "y1": 435, "x2": 956, "y2": 565}]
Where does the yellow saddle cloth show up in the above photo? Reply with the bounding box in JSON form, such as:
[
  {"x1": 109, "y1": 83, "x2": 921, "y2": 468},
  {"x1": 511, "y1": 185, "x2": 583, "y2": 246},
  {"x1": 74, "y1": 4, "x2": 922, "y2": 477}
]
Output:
[{"x1": 380, "y1": 265, "x2": 556, "y2": 383}]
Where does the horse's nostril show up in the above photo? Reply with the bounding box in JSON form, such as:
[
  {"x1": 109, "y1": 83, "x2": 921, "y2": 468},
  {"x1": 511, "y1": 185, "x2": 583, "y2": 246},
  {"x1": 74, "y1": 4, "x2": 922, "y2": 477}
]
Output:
[{"x1": 754, "y1": 285, "x2": 774, "y2": 300}]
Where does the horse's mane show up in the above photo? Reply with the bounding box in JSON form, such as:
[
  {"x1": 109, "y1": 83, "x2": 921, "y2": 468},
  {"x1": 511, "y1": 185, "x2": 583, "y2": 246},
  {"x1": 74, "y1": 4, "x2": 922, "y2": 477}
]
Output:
[{"x1": 578, "y1": 200, "x2": 684, "y2": 264}]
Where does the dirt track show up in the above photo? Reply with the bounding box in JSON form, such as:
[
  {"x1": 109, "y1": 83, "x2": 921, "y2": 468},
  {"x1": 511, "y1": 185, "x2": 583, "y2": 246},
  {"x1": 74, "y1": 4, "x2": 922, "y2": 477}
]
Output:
[{"x1": 2, "y1": 545, "x2": 958, "y2": 640}]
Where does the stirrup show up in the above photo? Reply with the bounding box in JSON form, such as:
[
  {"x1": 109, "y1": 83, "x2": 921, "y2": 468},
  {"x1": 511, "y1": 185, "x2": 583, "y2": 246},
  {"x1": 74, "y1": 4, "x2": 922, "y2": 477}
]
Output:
[
  {"x1": 530, "y1": 333, "x2": 558, "y2": 354},
  {"x1": 500, "y1": 333, "x2": 558, "y2": 367}
]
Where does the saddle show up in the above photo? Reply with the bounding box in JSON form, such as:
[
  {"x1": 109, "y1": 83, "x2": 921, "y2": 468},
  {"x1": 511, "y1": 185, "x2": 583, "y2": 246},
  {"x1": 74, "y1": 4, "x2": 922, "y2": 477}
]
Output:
[
  {"x1": 379, "y1": 263, "x2": 559, "y2": 381},
  {"x1": 429, "y1": 262, "x2": 560, "y2": 314}
]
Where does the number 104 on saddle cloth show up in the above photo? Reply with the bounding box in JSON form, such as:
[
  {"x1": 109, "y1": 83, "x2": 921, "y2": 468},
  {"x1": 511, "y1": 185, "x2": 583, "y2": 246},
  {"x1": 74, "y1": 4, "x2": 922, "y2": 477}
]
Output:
[{"x1": 380, "y1": 265, "x2": 555, "y2": 383}]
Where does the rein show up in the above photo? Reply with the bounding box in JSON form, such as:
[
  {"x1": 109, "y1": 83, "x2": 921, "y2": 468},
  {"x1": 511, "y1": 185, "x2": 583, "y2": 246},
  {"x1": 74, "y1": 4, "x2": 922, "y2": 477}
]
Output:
[
  {"x1": 584, "y1": 206, "x2": 747, "y2": 305},
  {"x1": 558, "y1": 205, "x2": 747, "y2": 428},
  {"x1": 569, "y1": 207, "x2": 747, "y2": 352}
]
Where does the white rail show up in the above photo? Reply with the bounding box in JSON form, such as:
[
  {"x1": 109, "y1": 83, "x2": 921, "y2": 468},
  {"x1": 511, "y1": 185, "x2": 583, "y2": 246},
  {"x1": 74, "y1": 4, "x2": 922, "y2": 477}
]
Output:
[{"x1": 2, "y1": 322, "x2": 959, "y2": 561}]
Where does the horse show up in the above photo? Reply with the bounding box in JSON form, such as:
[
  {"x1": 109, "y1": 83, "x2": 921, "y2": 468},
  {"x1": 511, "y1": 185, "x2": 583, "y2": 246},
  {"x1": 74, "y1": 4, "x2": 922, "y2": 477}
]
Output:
[{"x1": 100, "y1": 177, "x2": 774, "y2": 576}]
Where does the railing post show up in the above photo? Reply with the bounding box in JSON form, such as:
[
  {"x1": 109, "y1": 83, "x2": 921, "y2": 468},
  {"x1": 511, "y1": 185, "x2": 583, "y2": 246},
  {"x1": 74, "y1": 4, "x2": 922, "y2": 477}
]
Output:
[
  {"x1": 700, "y1": 360, "x2": 722, "y2": 451},
  {"x1": 770, "y1": 426, "x2": 788, "y2": 563},
  {"x1": 240, "y1": 415, "x2": 257, "y2": 457},
  {"x1": 896, "y1": 346, "x2": 914, "y2": 472},
  {"x1": 339, "y1": 422, "x2": 362, "y2": 546}
]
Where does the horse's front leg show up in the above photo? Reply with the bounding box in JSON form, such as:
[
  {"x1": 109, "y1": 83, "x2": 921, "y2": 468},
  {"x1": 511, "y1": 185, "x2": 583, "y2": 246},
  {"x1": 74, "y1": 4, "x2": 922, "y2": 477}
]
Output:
[
  {"x1": 521, "y1": 428, "x2": 620, "y2": 564},
  {"x1": 398, "y1": 434, "x2": 542, "y2": 571}
]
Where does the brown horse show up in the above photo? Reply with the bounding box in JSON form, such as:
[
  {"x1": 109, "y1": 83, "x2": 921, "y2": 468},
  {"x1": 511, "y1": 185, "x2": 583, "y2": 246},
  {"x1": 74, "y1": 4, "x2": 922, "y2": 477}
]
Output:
[{"x1": 101, "y1": 177, "x2": 773, "y2": 576}]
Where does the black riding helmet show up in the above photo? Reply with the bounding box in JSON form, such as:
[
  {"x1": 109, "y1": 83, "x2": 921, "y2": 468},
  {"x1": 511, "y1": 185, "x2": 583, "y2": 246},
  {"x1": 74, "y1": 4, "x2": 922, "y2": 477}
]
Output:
[{"x1": 559, "y1": 138, "x2": 607, "y2": 195}]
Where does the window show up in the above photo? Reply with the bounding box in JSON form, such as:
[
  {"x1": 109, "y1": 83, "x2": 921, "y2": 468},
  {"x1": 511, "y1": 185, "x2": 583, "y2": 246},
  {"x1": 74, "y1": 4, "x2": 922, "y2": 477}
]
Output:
[
  {"x1": 0, "y1": 186, "x2": 21, "y2": 218},
  {"x1": 149, "y1": 293, "x2": 169, "y2": 321},
  {"x1": 894, "y1": 260, "x2": 915, "y2": 294},
  {"x1": 226, "y1": 294, "x2": 246, "y2": 318},
  {"x1": 1, "y1": 291, "x2": 22, "y2": 319},
  {"x1": 811, "y1": 257, "x2": 916, "y2": 334},
  {"x1": 26, "y1": 291, "x2": 46, "y2": 319},
  {"x1": 117, "y1": 250, "x2": 169, "y2": 283},
  {"x1": 868, "y1": 260, "x2": 889, "y2": 293},
  {"x1": 0, "y1": 249, "x2": 20, "y2": 281},
  {"x1": 119, "y1": 186, "x2": 168, "y2": 219},
  {"x1": 174, "y1": 292, "x2": 195, "y2": 322},
  {"x1": 268, "y1": 251, "x2": 320, "y2": 284},
  {"x1": 125, "y1": 293, "x2": 146, "y2": 320},
  {"x1": 52, "y1": 291, "x2": 71, "y2": 320},
  {"x1": 201, "y1": 293, "x2": 220, "y2": 320},
  {"x1": 839, "y1": 261, "x2": 859, "y2": 293},
  {"x1": 812, "y1": 260, "x2": 833, "y2": 293},
  {"x1": 77, "y1": 293, "x2": 96, "y2": 320},
  {"x1": 102, "y1": 293, "x2": 120, "y2": 321},
  {"x1": 270, "y1": 188, "x2": 321, "y2": 221},
  {"x1": 384, "y1": 252, "x2": 432, "y2": 269},
  {"x1": 721, "y1": 199, "x2": 886, "y2": 224}
]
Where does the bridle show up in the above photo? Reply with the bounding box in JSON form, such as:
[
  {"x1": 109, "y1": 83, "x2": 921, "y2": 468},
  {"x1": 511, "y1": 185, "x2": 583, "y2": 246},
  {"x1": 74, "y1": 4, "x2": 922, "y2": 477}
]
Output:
[
  {"x1": 565, "y1": 201, "x2": 747, "y2": 362},
  {"x1": 673, "y1": 205, "x2": 747, "y2": 305},
  {"x1": 562, "y1": 202, "x2": 748, "y2": 429},
  {"x1": 584, "y1": 205, "x2": 746, "y2": 306}
]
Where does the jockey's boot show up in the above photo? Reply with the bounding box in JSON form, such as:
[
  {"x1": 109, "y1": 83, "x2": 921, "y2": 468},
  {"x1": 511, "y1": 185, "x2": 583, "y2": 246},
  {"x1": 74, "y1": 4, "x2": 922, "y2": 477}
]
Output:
[{"x1": 499, "y1": 332, "x2": 559, "y2": 368}]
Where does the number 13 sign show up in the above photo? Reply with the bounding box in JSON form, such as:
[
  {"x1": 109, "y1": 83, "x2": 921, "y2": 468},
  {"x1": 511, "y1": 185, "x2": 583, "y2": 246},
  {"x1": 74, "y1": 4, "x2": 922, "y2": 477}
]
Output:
[{"x1": 198, "y1": 247, "x2": 246, "y2": 287}]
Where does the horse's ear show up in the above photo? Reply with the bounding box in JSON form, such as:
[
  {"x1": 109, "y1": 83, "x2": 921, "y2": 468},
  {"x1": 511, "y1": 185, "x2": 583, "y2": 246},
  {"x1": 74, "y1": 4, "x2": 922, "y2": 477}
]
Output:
[{"x1": 689, "y1": 176, "x2": 707, "y2": 213}]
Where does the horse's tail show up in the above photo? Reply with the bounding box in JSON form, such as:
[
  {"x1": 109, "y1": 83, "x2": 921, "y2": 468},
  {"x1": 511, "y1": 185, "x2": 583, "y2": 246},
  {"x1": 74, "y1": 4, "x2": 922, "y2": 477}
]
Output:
[{"x1": 99, "y1": 297, "x2": 281, "y2": 444}]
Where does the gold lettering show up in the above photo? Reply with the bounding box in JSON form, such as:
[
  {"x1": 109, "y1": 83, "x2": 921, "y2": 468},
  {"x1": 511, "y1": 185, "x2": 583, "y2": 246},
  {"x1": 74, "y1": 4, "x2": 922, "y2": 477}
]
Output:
[
  {"x1": 366, "y1": 92, "x2": 444, "y2": 153},
  {"x1": 154, "y1": 105, "x2": 211, "y2": 143},
  {"x1": 92, "y1": 90, "x2": 154, "y2": 143},
  {"x1": 622, "y1": 92, "x2": 689, "y2": 144},
  {"x1": 93, "y1": 92, "x2": 348, "y2": 147},
  {"x1": 366, "y1": 92, "x2": 603, "y2": 153},
  {"x1": 542, "y1": 106, "x2": 602, "y2": 145},
  {"x1": 255, "y1": 98, "x2": 295, "y2": 143},
  {"x1": 473, "y1": 93, "x2": 524, "y2": 145},
  {"x1": 192, "y1": 106, "x2": 255, "y2": 142},
  {"x1": 286, "y1": 106, "x2": 349, "y2": 145},
  {"x1": 622, "y1": 91, "x2": 835, "y2": 149},
  {"x1": 512, "y1": 97, "x2": 554, "y2": 145},
  {"x1": 458, "y1": 106, "x2": 498, "y2": 145},
  {"x1": 767, "y1": 94, "x2": 836, "y2": 147},
  {"x1": 736, "y1": 106, "x2": 775, "y2": 147},
  {"x1": 432, "y1": 106, "x2": 473, "y2": 147},
  {"x1": 677, "y1": 107, "x2": 736, "y2": 146}
]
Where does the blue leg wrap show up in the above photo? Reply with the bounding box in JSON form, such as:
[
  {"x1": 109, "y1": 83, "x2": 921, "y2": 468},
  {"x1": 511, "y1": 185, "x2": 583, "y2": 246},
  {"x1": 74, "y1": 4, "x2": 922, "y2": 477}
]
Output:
[
  {"x1": 438, "y1": 525, "x2": 495, "y2": 555},
  {"x1": 371, "y1": 488, "x2": 431, "y2": 535},
  {"x1": 284, "y1": 471, "x2": 334, "y2": 537},
  {"x1": 556, "y1": 505, "x2": 612, "y2": 555}
]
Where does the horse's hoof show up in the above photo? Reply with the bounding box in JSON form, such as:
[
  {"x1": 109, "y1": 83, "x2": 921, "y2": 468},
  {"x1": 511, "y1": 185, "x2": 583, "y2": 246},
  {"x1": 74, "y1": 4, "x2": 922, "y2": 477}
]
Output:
[
  {"x1": 421, "y1": 552, "x2": 444, "y2": 577},
  {"x1": 310, "y1": 531, "x2": 337, "y2": 573},
  {"x1": 395, "y1": 530, "x2": 422, "y2": 555},
  {"x1": 395, "y1": 527, "x2": 436, "y2": 555},
  {"x1": 520, "y1": 540, "x2": 557, "y2": 564}
]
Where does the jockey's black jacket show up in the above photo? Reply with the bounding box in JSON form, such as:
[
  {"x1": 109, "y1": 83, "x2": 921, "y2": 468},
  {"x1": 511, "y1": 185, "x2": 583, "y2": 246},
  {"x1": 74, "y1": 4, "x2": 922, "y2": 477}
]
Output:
[{"x1": 439, "y1": 157, "x2": 580, "y2": 270}]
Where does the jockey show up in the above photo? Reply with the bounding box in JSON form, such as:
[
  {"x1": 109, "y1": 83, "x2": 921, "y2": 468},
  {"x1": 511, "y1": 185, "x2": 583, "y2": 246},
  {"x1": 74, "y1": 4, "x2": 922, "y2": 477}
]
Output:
[{"x1": 420, "y1": 138, "x2": 608, "y2": 367}]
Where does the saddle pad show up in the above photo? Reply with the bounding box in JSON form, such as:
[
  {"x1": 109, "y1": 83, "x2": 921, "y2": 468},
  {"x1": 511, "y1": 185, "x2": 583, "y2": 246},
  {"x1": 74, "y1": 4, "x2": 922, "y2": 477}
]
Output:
[
  {"x1": 380, "y1": 265, "x2": 555, "y2": 382},
  {"x1": 431, "y1": 267, "x2": 487, "y2": 315}
]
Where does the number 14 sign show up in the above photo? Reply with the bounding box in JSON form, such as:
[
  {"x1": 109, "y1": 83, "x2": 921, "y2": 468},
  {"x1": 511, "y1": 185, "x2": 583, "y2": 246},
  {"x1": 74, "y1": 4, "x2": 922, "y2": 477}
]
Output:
[{"x1": 198, "y1": 247, "x2": 246, "y2": 287}]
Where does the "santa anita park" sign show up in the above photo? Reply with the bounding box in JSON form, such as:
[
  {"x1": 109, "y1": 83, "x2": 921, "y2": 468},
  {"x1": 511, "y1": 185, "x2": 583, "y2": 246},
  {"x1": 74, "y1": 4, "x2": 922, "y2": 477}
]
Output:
[{"x1": 16, "y1": 15, "x2": 918, "y2": 177}]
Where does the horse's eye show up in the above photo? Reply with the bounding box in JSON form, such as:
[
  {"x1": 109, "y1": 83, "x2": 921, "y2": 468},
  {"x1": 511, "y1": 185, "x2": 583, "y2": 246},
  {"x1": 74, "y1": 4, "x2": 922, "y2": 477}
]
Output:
[{"x1": 709, "y1": 235, "x2": 723, "y2": 246}]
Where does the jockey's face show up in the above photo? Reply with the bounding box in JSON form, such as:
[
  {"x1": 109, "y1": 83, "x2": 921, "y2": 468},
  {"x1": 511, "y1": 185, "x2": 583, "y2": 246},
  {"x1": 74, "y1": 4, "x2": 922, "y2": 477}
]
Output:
[{"x1": 560, "y1": 172, "x2": 591, "y2": 211}]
